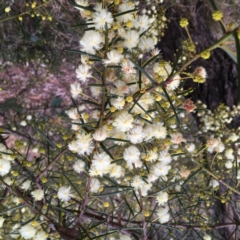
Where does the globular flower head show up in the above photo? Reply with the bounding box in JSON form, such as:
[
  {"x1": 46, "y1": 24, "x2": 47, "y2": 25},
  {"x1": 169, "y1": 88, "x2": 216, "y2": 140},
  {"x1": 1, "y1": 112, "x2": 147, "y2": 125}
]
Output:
[
  {"x1": 131, "y1": 175, "x2": 144, "y2": 189},
  {"x1": 212, "y1": 10, "x2": 223, "y2": 21},
  {"x1": 127, "y1": 125, "x2": 145, "y2": 144},
  {"x1": 0, "y1": 216, "x2": 4, "y2": 228},
  {"x1": 80, "y1": 30, "x2": 103, "y2": 54},
  {"x1": 170, "y1": 132, "x2": 185, "y2": 144},
  {"x1": 69, "y1": 132, "x2": 94, "y2": 155},
  {"x1": 73, "y1": 160, "x2": 85, "y2": 173},
  {"x1": 103, "y1": 49, "x2": 123, "y2": 65},
  {"x1": 158, "y1": 150, "x2": 172, "y2": 165},
  {"x1": 156, "y1": 206, "x2": 170, "y2": 223},
  {"x1": 182, "y1": 99, "x2": 195, "y2": 112},
  {"x1": 123, "y1": 146, "x2": 140, "y2": 162},
  {"x1": 123, "y1": 30, "x2": 139, "y2": 49},
  {"x1": 93, "y1": 9, "x2": 113, "y2": 30},
  {"x1": 90, "y1": 178, "x2": 101, "y2": 193},
  {"x1": 200, "y1": 51, "x2": 211, "y2": 60},
  {"x1": 156, "y1": 191, "x2": 168, "y2": 205},
  {"x1": 21, "y1": 180, "x2": 31, "y2": 191},
  {"x1": 57, "y1": 186, "x2": 72, "y2": 202},
  {"x1": 31, "y1": 189, "x2": 44, "y2": 201},
  {"x1": 166, "y1": 75, "x2": 180, "y2": 91},
  {"x1": 134, "y1": 15, "x2": 150, "y2": 33},
  {"x1": 117, "y1": 3, "x2": 134, "y2": 23},
  {"x1": 112, "y1": 111, "x2": 134, "y2": 132},
  {"x1": 0, "y1": 160, "x2": 11, "y2": 176},
  {"x1": 180, "y1": 18, "x2": 189, "y2": 28},
  {"x1": 92, "y1": 126, "x2": 108, "y2": 141},
  {"x1": 209, "y1": 179, "x2": 219, "y2": 189},
  {"x1": 75, "y1": 64, "x2": 92, "y2": 82},
  {"x1": 70, "y1": 82, "x2": 82, "y2": 98},
  {"x1": 92, "y1": 152, "x2": 111, "y2": 171},
  {"x1": 19, "y1": 224, "x2": 36, "y2": 239}
]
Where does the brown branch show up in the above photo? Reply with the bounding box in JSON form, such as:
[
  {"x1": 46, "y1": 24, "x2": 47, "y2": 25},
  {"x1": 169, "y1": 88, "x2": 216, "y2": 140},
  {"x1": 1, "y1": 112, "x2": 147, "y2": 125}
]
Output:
[
  {"x1": 36, "y1": 147, "x2": 68, "y2": 184},
  {"x1": 1, "y1": 179, "x2": 54, "y2": 223},
  {"x1": 138, "y1": 189, "x2": 148, "y2": 240},
  {"x1": 75, "y1": 176, "x2": 91, "y2": 227}
]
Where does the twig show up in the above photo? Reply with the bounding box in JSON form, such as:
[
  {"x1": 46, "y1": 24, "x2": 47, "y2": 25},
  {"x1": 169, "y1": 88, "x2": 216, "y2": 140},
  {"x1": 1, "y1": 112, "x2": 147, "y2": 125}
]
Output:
[
  {"x1": 1, "y1": 180, "x2": 54, "y2": 223},
  {"x1": 138, "y1": 189, "x2": 148, "y2": 240},
  {"x1": 75, "y1": 176, "x2": 91, "y2": 227},
  {"x1": 36, "y1": 147, "x2": 68, "y2": 183}
]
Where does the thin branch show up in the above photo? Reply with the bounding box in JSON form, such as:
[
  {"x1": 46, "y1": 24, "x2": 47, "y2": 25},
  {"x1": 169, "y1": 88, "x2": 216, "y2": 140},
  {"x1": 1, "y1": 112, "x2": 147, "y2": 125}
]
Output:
[
  {"x1": 75, "y1": 176, "x2": 91, "y2": 226},
  {"x1": 36, "y1": 147, "x2": 68, "y2": 183}
]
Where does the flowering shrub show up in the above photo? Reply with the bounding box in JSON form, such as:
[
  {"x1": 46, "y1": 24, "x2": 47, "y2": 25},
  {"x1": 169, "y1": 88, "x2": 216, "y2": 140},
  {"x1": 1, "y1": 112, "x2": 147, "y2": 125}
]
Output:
[{"x1": 1, "y1": 0, "x2": 240, "y2": 239}]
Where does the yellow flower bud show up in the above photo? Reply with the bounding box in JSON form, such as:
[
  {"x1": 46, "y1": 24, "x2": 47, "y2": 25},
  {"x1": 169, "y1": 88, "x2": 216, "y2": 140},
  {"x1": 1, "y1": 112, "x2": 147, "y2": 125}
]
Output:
[
  {"x1": 5, "y1": 7, "x2": 11, "y2": 13},
  {"x1": 56, "y1": 143, "x2": 62, "y2": 148},
  {"x1": 200, "y1": 50, "x2": 211, "y2": 59},
  {"x1": 126, "y1": 96, "x2": 133, "y2": 103},
  {"x1": 180, "y1": 18, "x2": 189, "y2": 28},
  {"x1": 144, "y1": 211, "x2": 150, "y2": 217},
  {"x1": 83, "y1": 113, "x2": 89, "y2": 120},
  {"x1": 31, "y1": 221, "x2": 37, "y2": 227},
  {"x1": 113, "y1": 23, "x2": 119, "y2": 30},
  {"x1": 26, "y1": 162, "x2": 32, "y2": 167},
  {"x1": 12, "y1": 171, "x2": 19, "y2": 177},
  {"x1": 110, "y1": 106, "x2": 116, "y2": 112},
  {"x1": 117, "y1": 47, "x2": 123, "y2": 53},
  {"x1": 193, "y1": 74, "x2": 205, "y2": 83},
  {"x1": 126, "y1": 21, "x2": 133, "y2": 28},
  {"x1": 103, "y1": 202, "x2": 109, "y2": 208},
  {"x1": 42, "y1": 177, "x2": 47, "y2": 183},
  {"x1": 212, "y1": 10, "x2": 223, "y2": 21},
  {"x1": 155, "y1": 95, "x2": 162, "y2": 101},
  {"x1": 18, "y1": 16, "x2": 23, "y2": 21}
]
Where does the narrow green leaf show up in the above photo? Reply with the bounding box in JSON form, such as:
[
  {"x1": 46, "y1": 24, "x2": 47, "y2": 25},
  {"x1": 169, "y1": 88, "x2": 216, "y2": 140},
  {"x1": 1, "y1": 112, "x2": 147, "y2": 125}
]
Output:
[
  {"x1": 234, "y1": 32, "x2": 240, "y2": 103},
  {"x1": 113, "y1": 8, "x2": 137, "y2": 17},
  {"x1": 219, "y1": 45, "x2": 237, "y2": 63},
  {"x1": 92, "y1": 231, "x2": 117, "y2": 239},
  {"x1": 142, "y1": 52, "x2": 161, "y2": 68},
  {"x1": 182, "y1": 168, "x2": 202, "y2": 186},
  {"x1": 82, "y1": 99, "x2": 100, "y2": 106},
  {"x1": 139, "y1": 27, "x2": 151, "y2": 38},
  {"x1": 85, "y1": 27, "x2": 96, "y2": 31},
  {"x1": 1, "y1": 204, "x2": 26, "y2": 214},
  {"x1": 100, "y1": 142, "x2": 114, "y2": 160},
  {"x1": 123, "y1": 197, "x2": 134, "y2": 215},
  {"x1": 34, "y1": 127, "x2": 56, "y2": 148},
  {"x1": 70, "y1": 3, "x2": 95, "y2": 12},
  {"x1": 103, "y1": 176, "x2": 118, "y2": 185},
  {"x1": 161, "y1": 87, "x2": 180, "y2": 125},
  {"x1": 66, "y1": 49, "x2": 101, "y2": 60},
  {"x1": 88, "y1": 84, "x2": 104, "y2": 87},
  {"x1": 49, "y1": 204, "x2": 76, "y2": 216},
  {"x1": 93, "y1": 189, "x2": 130, "y2": 197},
  {"x1": 148, "y1": 181, "x2": 181, "y2": 196},
  {"x1": 63, "y1": 172, "x2": 83, "y2": 200},
  {"x1": 71, "y1": 22, "x2": 95, "y2": 27},
  {"x1": 128, "y1": 92, "x2": 142, "y2": 114},
  {"x1": 129, "y1": 59, "x2": 155, "y2": 84},
  {"x1": 106, "y1": 137, "x2": 130, "y2": 143},
  {"x1": 138, "y1": 59, "x2": 142, "y2": 89}
]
